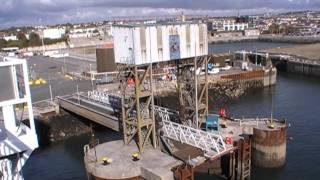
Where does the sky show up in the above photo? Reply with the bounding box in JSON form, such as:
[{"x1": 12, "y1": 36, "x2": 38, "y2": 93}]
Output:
[{"x1": 0, "y1": 0, "x2": 319, "y2": 28}]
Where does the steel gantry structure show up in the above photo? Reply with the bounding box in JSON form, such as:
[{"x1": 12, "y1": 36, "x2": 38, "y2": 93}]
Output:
[
  {"x1": 118, "y1": 63, "x2": 157, "y2": 153},
  {"x1": 177, "y1": 56, "x2": 210, "y2": 128},
  {"x1": 117, "y1": 55, "x2": 211, "y2": 153}
]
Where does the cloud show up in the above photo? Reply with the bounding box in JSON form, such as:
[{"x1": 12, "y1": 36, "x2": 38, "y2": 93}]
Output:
[{"x1": 0, "y1": 0, "x2": 319, "y2": 28}]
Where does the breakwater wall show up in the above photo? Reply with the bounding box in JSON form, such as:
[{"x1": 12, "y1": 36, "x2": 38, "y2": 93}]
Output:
[
  {"x1": 208, "y1": 34, "x2": 320, "y2": 44},
  {"x1": 209, "y1": 36, "x2": 259, "y2": 44},
  {"x1": 209, "y1": 68, "x2": 277, "y2": 101},
  {"x1": 271, "y1": 56, "x2": 320, "y2": 77},
  {"x1": 259, "y1": 35, "x2": 320, "y2": 44}
]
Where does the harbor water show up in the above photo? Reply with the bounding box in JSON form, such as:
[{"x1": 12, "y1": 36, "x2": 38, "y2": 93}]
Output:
[{"x1": 23, "y1": 42, "x2": 320, "y2": 180}]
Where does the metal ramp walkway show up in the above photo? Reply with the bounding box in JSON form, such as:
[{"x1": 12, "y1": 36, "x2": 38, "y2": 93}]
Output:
[
  {"x1": 150, "y1": 103, "x2": 231, "y2": 159},
  {"x1": 161, "y1": 120, "x2": 229, "y2": 158}
]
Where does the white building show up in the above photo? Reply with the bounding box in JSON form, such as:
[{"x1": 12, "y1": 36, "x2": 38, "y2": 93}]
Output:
[
  {"x1": 43, "y1": 28, "x2": 66, "y2": 39},
  {"x1": 244, "y1": 29, "x2": 260, "y2": 36},
  {"x1": 69, "y1": 27, "x2": 99, "y2": 38},
  {"x1": 223, "y1": 20, "x2": 248, "y2": 31},
  {"x1": 113, "y1": 22, "x2": 208, "y2": 65},
  {"x1": 97, "y1": 25, "x2": 113, "y2": 37},
  {"x1": 3, "y1": 35, "x2": 18, "y2": 41}
]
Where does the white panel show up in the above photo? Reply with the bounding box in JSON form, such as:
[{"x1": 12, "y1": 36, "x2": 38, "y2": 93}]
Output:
[
  {"x1": 195, "y1": 24, "x2": 200, "y2": 56},
  {"x1": 179, "y1": 25, "x2": 187, "y2": 59},
  {"x1": 146, "y1": 26, "x2": 151, "y2": 64},
  {"x1": 113, "y1": 27, "x2": 134, "y2": 64},
  {"x1": 133, "y1": 27, "x2": 142, "y2": 65},
  {"x1": 150, "y1": 26, "x2": 159, "y2": 63},
  {"x1": 190, "y1": 24, "x2": 196, "y2": 57}
]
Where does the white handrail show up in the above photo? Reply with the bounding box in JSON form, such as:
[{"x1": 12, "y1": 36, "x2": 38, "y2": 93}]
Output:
[{"x1": 162, "y1": 120, "x2": 228, "y2": 158}]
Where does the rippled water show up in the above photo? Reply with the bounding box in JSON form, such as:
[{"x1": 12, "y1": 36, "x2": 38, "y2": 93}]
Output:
[
  {"x1": 23, "y1": 42, "x2": 320, "y2": 180},
  {"x1": 196, "y1": 72, "x2": 320, "y2": 180}
]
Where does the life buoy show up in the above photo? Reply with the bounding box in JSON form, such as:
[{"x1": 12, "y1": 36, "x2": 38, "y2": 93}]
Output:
[
  {"x1": 225, "y1": 137, "x2": 232, "y2": 145},
  {"x1": 219, "y1": 108, "x2": 226, "y2": 117},
  {"x1": 127, "y1": 78, "x2": 134, "y2": 85}
]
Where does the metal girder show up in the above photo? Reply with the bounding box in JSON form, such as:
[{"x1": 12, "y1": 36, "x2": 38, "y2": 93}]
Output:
[
  {"x1": 119, "y1": 64, "x2": 156, "y2": 153},
  {"x1": 177, "y1": 56, "x2": 210, "y2": 128}
]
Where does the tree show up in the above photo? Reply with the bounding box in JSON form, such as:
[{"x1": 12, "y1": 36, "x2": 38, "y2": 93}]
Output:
[
  {"x1": 17, "y1": 32, "x2": 27, "y2": 41},
  {"x1": 28, "y1": 32, "x2": 41, "y2": 46},
  {"x1": 0, "y1": 39, "x2": 7, "y2": 49},
  {"x1": 17, "y1": 32, "x2": 28, "y2": 47},
  {"x1": 268, "y1": 23, "x2": 280, "y2": 34}
]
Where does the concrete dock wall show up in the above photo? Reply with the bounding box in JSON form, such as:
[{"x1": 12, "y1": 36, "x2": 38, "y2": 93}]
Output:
[
  {"x1": 271, "y1": 57, "x2": 320, "y2": 77},
  {"x1": 263, "y1": 68, "x2": 277, "y2": 87},
  {"x1": 209, "y1": 36, "x2": 259, "y2": 43},
  {"x1": 259, "y1": 35, "x2": 320, "y2": 44},
  {"x1": 286, "y1": 61, "x2": 320, "y2": 76},
  {"x1": 209, "y1": 34, "x2": 320, "y2": 44}
]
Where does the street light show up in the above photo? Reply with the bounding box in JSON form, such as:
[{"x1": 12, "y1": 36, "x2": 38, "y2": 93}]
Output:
[
  {"x1": 89, "y1": 64, "x2": 94, "y2": 90},
  {"x1": 255, "y1": 47, "x2": 258, "y2": 65},
  {"x1": 63, "y1": 54, "x2": 66, "y2": 74},
  {"x1": 48, "y1": 73, "x2": 53, "y2": 102}
]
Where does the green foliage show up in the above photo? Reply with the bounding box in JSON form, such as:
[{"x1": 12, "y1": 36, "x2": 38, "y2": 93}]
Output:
[
  {"x1": 0, "y1": 32, "x2": 67, "y2": 49},
  {"x1": 17, "y1": 32, "x2": 28, "y2": 47},
  {"x1": 43, "y1": 36, "x2": 67, "y2": 45},
  {"x1": 28, "y1": 32, "x2": 41, "y2": 46},
  {"x1": 0, "y1": 39, "x2": 7, "y2": 49}
]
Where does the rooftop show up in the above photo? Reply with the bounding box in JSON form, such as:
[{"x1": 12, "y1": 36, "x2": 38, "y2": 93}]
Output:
[{"x1": 113, "y1": 21, "x2": 205, "y2": 28}]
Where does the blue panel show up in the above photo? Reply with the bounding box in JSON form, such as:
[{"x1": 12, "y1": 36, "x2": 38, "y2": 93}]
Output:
[
  {"x1": 206, "y1": 114, "x2": 219, "y2": 131},
  {"x1": 169, "y1": 35, "x2": 180, "y2": 60}
]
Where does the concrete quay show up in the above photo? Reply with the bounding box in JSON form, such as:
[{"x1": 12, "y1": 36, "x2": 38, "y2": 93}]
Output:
[
  {"x1": 261, "y1": 44, "x2": 320, "y2": 77},
  {"x1": 84, "y1": 140, "x2": 182, "y2": 180}
]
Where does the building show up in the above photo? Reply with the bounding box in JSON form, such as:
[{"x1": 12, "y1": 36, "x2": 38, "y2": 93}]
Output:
[
  {"x1": 3, "y1": 35, "x2": 18, "y2": 41},
  {"x1": 244, "y1": 29, "x2": 260, "y2": 36},
  {"x1": 43, "y1": 28, "x2": 66, "y2": 39},
  {"x1": 69, "y1": 27, "x2": 99, "y2": 38},
  {"x1": 96, "y1": 43, "x2": 116, "y2": 72},
  {"x1": 223, "y1": 20, "x2": 249, "y2": 31},
  {"x1": 113, "y1": 22, "x2": 208, "y2": 65}
]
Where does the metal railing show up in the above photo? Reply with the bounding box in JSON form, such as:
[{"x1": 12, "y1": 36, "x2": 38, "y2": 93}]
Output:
[
  {"x1": 154, "y1": 105, "x2": 179, "y2": 122},
  {"x1": 161, "y1": 120, "x2": 228, "y2": 158}
]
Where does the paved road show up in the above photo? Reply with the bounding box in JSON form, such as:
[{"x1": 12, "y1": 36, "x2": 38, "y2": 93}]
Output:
[{"x1": 26, "y1": 56, "x2": 96, "y2": 102}]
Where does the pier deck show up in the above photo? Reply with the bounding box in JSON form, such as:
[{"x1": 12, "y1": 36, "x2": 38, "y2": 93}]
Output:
[
  {"x1": 84, "y1": 140, "x2": 182, "y2": 180},
  {"x1": 57, "y1": 95, "x2": 120, "y2": 131}
]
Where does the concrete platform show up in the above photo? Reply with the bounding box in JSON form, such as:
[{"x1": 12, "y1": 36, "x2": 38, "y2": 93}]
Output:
[
  {"x1": 84, "y1": 140, "x2": 182, "y2": 180},
  {"x1": 220, "y1": 118, "x2": 287, "y2": 140}
]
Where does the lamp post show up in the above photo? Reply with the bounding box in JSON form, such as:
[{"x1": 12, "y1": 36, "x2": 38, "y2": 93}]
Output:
[{"x1": 89, "y1": 64, "x2": 94, "y2": 90}]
